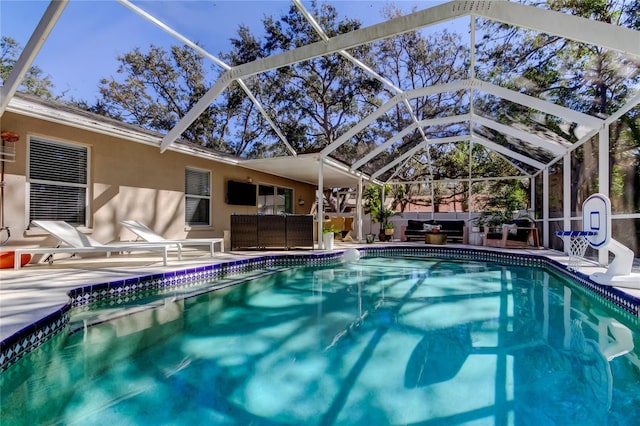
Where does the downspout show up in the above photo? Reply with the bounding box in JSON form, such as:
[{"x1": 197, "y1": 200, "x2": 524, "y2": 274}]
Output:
[
  {"x1": 0, "y1": 131, "x2": 19, "y2": 246},
  {"x1": 317, "y1": 157, "x2": 324, "y2": 249},
  {"x1": 0, "y1": 140, "x2": 8, "y2": 246}
]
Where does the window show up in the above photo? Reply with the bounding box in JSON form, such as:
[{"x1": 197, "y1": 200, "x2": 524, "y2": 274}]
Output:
[
  {"x1": 185, "y1": 168, "x2": 210, "y2": 226},
  {"x1": 28, "y1": 138, "x2": 88, "y2": 225},
  {"x1": 258, "y1": 184, "x2": 293, "y2": 214}
]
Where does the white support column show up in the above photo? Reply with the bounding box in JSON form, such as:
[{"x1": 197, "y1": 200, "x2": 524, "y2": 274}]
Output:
[
  {"x1": 356, "y1": 175, "x2": 364, "y2": 242},
  {"x1": 530, "y1": 177, "x2": 536, "y2": 219},
  {"x1": 468, "y1": 16, "x2": 475, "y2": 222},
  {"x1": 317, "y1": 158, "x2": 324, "y2": 249},
  {"x1": 468, "y1": 141, "x2": 473, "y2": 222},
  {"x1": 430, "y1": 183, "x2": 435, "y2": 220},
  {"x1": 598, "y1": 127, "x2": 610, "y2": 265},
  {"x1": 543, "y1": 168, "x2": 550, "y2": 248},
  {"x1": 562, "y1": 153, "x2": 572, "y2": 253}
]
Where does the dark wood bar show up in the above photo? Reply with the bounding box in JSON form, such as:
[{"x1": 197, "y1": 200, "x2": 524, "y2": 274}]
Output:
[{"x1": 230, "y1": 214, "x2": 314, "y2": 249}]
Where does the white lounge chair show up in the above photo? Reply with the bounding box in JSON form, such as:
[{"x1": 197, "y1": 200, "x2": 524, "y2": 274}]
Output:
[
  {"x1": 120, "y1": 220, "x2": 224, "y2": 260},
  {"x1": 13, "y1": 220, "x2": 170, "y2": 269}
]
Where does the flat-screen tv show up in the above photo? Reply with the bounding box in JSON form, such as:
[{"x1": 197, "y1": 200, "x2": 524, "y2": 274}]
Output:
[{"x1": 227, "y1": 180, "x2": 257, "y2": 206}]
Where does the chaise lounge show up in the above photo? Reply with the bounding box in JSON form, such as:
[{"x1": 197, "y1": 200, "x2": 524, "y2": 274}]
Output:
[
  {"x1": 120, "y1": 220, "x2": 225, "y2": 259},
  {"x1": 13, "y1": 220, "x2": 170, "y2": 269}
]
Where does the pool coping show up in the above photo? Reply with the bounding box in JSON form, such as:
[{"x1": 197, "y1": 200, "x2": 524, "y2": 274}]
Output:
[{"x1": 2, "y1": 246, "x2": 639, "y2": 373}]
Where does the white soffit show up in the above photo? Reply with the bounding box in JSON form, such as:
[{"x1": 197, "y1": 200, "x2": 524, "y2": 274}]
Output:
[{"x1": 240, "y1": 154, "x2": 369, "y2": 188}]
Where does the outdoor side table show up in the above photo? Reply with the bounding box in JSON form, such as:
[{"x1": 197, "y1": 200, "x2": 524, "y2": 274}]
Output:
[{"x1": 425, "y1": 232, "x2": 447, "y2": 245}]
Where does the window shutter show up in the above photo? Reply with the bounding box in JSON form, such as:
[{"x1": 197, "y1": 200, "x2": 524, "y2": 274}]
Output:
[
  {"x1": 29, "y1": 184, "x2": 86, "y2": 223},
  {"x1": 30, "y1": 139, "x2": 87, "y2": 184},
  {"x1": 185, "y1": 168, "x2": 210, "y2": 196},
  {"x1": 185, "y1": 168, "x2": 210, "y2": 226},
  {"x1": 29, "y1": 138, "x2": 88, "y2": 225}
]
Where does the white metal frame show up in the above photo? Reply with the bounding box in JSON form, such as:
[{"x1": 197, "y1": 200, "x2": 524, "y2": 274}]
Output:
[{"x1": 2, "y1": 1, "x2": 639, "y2": 253}]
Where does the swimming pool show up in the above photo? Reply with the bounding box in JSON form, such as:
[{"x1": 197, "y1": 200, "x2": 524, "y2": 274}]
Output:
[{"x1": 1, "y1": 252, "x2": 639, "y2": 425}]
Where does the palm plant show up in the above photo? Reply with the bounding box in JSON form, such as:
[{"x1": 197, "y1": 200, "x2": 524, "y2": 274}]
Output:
[{"x1": 372, "y1": 205, "x2": 398, "y2": 229}]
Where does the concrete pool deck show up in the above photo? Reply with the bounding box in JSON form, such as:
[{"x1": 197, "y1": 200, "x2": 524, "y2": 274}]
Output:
[{"x1": 1, "y1": 241, "x2": 639, "y2": 342}]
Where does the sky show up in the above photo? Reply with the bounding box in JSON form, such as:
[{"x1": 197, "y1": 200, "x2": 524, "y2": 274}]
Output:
[{"x1": 1, "y1": 0, "x2": 459, "y2": 103}]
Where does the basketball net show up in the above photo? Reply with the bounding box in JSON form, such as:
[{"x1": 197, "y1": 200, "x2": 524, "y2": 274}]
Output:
[{"x1": 567, "y1": 235, "x2": 590, "y2": 272}]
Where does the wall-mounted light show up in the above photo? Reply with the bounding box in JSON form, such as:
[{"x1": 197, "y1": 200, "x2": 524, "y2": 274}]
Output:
[
  {"x1": 247, "y1": 177, "x2": 253, "y2": 183},
  {"x1": 298, "y1": 198, "x2": 305, "y2": 206}
]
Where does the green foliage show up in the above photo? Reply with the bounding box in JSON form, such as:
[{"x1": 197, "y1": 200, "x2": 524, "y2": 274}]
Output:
[
  {"x1": 362, "y1": 184, "x2": 400, "y2": 228},
  {"x1": 611, "y1": 164, "x2": 625, "y2": 198},
  {"x1": 0, "y1": 36, "x2": 54, "y2": 98},
  {"x1": 3, "y1": 1, "x2": 637, "y2": 212},
  {"x1": 473, "y1": 180, "x2": 529, "y2": 227},
  {"x1": 372, "y1": 205, "x2": 399, "y2": 227},
  {"x1": 322, "y1": 224, "x2": 339, "y2": 234},
  {"x1": 219, "y1": 0, "x2": 382, "y2": 159},
  {"x1": 97, "y1": 45, "x2": 220, "y2": 147},
  {"x1": 362, "y1": 185, "x2": 381, "y2": 216}
]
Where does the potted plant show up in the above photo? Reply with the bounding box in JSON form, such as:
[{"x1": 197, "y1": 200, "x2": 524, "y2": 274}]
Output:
[
  {"x1": 362, "y1": 185, "x2": 380, "y2": 243},
  {"x1": 322, "y1": 224, "x2": 338, "y2": 250},
  {"x1": 373, "y1": 206, "x2": 399, "y2": 242},
  {"x1": 470, "y1": 213, "x2": 490, "y2": 233},
  {"x1": 384, "y1": 222, "x2": 395, "y2": 237}
]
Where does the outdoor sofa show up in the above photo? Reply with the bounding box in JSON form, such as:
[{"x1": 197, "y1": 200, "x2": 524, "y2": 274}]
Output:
[{"x1": 401, "y1": 219, "x2": 468, "y2": 243}]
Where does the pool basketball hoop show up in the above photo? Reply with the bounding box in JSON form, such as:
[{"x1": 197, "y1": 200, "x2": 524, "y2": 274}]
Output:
[
  {"x1": 558, "y1": 194, "x2": 639, "y2": 288},
  {"x1": 555, "y1": 230, "x2": 596, "y2": 272}
]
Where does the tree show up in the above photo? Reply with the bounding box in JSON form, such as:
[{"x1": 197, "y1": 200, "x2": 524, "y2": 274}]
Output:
[
  {"x1": 217, "y1": 25, "x2": 278, "y2": 157},
  {"x1": 97, "y1": 45, "x2": 225, "y2": 149},
  {"x1": 476, "y1": 0, "x2": 640, "y2": 214},
  {"x1": 0, "y1": 36, "x2": 54, "y2": 98},
  {"x1": 361, "y1": 5, "x2": 470, "y2": 208},
  {"x1": 223, "y1": 1, "x2": 382, "y2": 159}
]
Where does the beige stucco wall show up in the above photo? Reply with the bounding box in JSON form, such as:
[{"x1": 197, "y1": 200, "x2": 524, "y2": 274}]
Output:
[{"x1": 1, "y1": 111, "x2": 316, "y2": 249}]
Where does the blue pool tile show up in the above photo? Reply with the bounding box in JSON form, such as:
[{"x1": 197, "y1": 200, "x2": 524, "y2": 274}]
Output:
[{"x1": 2, "y1": 247, "x2": 639, "y2": 374}]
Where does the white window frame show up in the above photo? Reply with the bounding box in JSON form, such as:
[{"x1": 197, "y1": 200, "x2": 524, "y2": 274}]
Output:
[
  {"x1": 185, "y1": 167, "x2": 211, "y2": 227},
  {"x1": 27, "y1": 136, "x2": 90, "y2": 226},
  {"x1": 258, "y1": 183, "x2": 294, "y2": 214}
]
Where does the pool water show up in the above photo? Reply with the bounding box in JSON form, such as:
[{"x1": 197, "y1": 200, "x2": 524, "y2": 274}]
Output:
[{"x1": 2, "y1": 256, "x2": 640, "y2": 425}]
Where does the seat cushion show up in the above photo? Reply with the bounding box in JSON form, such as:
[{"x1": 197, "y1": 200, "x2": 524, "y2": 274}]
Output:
[{"x1": 407, "y1": 220, "x2": 424, "y2": 230}]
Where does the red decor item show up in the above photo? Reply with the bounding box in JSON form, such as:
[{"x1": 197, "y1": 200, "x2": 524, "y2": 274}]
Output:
[
  {"x1": 1, "y1": 131, "x2": 20, "y2": 142},
  {"x1": 0, "y1": 252, "x2": 31, "y2": 269}
]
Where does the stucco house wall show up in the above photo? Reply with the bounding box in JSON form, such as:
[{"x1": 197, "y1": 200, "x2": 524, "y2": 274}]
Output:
[{"x1": 1, "y1": 106, "x2": 316, "y2": 252}]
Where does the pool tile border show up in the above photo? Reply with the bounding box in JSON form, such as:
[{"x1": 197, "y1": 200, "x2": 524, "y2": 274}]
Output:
[{"x1": 2, "y1": 246, "x2": 638, "y2": 373}]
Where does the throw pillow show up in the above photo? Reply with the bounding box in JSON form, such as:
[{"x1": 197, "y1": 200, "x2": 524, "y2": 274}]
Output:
[{"x1": 502, "y1": 223, "x2": 517, "y2": 235}]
